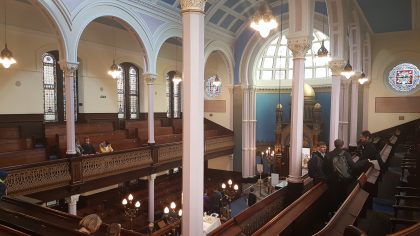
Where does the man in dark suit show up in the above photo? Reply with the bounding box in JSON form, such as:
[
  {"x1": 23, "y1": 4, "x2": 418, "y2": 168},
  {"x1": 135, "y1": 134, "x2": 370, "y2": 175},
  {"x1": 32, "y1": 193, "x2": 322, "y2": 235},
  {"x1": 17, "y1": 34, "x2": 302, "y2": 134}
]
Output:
[
  {"x1": 308, "y1": 141, "x2": 327, "y2": 184},
  {"x1": 359, "y1": 130, "x2": 385, "y2": 171},
  {"x1": 81, "y1": 137, "x2": 96, "y2": 155}
]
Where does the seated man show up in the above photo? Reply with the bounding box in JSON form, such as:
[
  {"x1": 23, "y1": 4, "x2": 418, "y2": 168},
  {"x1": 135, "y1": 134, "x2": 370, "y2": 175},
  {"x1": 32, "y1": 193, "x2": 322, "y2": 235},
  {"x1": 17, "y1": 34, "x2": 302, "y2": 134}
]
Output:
[
  {"x1": 81, "y1": 137, "x2": 96, "y2": 155},
  {"x1": 99, "y1": 140, "x2": 113, "y2": 153},
  {"x1": 75, "y1": 139, "x2": 84, "y2": 156}
]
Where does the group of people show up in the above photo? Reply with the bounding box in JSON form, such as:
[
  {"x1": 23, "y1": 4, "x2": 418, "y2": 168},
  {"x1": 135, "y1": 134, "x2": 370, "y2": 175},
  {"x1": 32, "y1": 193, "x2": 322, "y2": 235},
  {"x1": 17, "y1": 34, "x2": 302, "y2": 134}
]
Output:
[
  {"x1": 308, "y1": 130, "x2": 384, "y2": 212},
  {"x1": 78, "y1": 213, "x2": 121, "y2": 235},
  {"x1": 75, "y1": 137, "x2": 114, "y2": 156},
  {"x1": 203, "y1": 188, "x2": 223, "y2": 215}
]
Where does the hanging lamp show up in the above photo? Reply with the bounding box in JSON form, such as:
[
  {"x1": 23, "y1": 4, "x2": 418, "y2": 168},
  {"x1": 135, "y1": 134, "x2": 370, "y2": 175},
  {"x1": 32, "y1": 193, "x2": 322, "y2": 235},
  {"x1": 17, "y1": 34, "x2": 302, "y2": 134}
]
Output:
[
  {"x1": 0, "y1": 0, "x2": 16, "y2": 69},
  {"x1": 213, "y1": 75, "x2": 221, "y2": 86},
  {"x1": 108, "y1": 17, "x2": 122, "y2": 79},
  {"x1": 250, "y1": 0, "x2": 278, "y2": 38},
  {"x1": 341, "y1": 27, "x2": 354, "y2": 79},
  {"x1": 358, "y1": 43, "x2": 368, "y2": 84},
  {"x1": 316, "y1": 11, "x2": 331, "y2": 63}
]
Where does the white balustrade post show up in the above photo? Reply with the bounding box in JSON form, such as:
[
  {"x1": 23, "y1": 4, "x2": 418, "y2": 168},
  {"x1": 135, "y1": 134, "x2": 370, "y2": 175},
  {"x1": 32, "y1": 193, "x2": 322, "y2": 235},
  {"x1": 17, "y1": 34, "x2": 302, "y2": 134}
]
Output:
[{"x1": 65, "y1": 194, "x2": 80, "y2": 215}]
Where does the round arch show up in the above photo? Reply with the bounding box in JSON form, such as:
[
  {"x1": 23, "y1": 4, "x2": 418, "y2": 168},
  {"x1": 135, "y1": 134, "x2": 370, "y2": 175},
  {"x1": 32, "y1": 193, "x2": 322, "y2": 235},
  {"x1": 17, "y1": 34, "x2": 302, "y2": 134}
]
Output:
[
  {"x1": 205, "y1": 41, "x2": 234, "y2": 86},
  {"x1": 152, "y1": 23, "x2": 183, "y2": 71},
  {"x1": 68, "y1": 1, "x2": 153, "y2": 70}
]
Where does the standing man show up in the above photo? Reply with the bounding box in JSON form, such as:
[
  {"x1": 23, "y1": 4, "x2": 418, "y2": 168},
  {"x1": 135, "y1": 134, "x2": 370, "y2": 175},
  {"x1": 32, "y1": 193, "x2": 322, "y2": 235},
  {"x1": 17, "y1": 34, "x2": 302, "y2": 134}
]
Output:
[
  {"x1": 359, "y1": 130, "x2": 385, "y2": 171},
  {"x1": 308, "y1": 141, "x2": 327, "y2": 184}
]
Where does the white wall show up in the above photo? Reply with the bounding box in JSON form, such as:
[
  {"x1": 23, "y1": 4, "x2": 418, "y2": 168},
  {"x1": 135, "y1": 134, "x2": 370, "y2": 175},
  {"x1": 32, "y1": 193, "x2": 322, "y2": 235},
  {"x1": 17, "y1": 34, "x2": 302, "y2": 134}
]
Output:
[
  {"x1": 208, "y1": 155, "x2": 233, "y2": 171},
  {"x1": 369, "y1": 31, "x2": 420, "y2": 132}
]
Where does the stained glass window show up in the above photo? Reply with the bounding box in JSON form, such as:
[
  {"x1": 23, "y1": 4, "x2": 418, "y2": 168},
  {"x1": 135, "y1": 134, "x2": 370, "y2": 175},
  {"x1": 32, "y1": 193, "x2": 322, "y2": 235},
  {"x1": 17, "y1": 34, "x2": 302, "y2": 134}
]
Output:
[
  {"x1": 387, "y1": 63, "x2": 420, "y2": 93},
  {"x1": 257, "y1": 29, "x2": 330, "y2": 80},
  {"x1": 118, "y1": 63, "x2": 139, "y2": 119},
  {"x1": 117, "y1": 66, "x2": 125, "y2": 119},
  {"x1": 43, "y1": 53, "x2": 58, "y2": 122}
]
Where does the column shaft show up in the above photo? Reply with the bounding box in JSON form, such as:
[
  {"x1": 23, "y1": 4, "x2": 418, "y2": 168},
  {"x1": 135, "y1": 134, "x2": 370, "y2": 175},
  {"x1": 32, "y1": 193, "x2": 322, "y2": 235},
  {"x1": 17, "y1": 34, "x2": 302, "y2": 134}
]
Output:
[
  {"x1": 148, "y1": 174, "x2": 156, "y2": 223},
  {"x1": 341, "y1": 81, "x2": 350, "y2": 147},
  {"x1": 145, "y1": 74, "x2": 157, "y2": 144},
  {"x1": 349, "y1": 79, "x2": 359, "y2": 146},
  {"x1": 65, "y1": 194, "x2": 80, "y2": 216},
  {"x1": 362, "y1": 84, "x2": 369, "y2": 130},
  {"x1": 180, "y1": 2, "x2": 206, "y2": 235},
  {"x1": 242, "y1": 88, "x2": 250, "y2": 178}
]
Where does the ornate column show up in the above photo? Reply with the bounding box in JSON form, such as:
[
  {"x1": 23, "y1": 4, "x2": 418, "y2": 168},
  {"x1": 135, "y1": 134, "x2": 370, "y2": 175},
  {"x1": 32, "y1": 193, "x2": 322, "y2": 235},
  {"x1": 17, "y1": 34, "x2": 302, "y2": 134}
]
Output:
[
  {"x1": 144, "y1": 73, "x2": 157, "y2": 144},
  {"x1": 287, "y1": 37, "x2": 311, "y2": 184},
  {"x1": 59, "y1": 61, "x2": 78, "y2": 155},
  {"x1": 362, "y1": 82, "x2": 370, "y2": 130},
  {"x1": 65, "y1": 194, "x2": 80, "y2": 215},
  {"x1": 328, "y1": 60, "x2": 346, "y2": 150},
  {"x1": 180, "y1": 1, "x2": 206, "y2": 235},
  {"x1": 148, "y1": 174, "x2": 156, "y2": 223},
  {"x1": 349, "y1": 77, "x2": 359, "y2": 147},
  {"x1": 340, "y1": 79, "x2": 350, "y2": 147},
  {"x1": 241, "y1": 86, "x2": 250, "y2": 178}
]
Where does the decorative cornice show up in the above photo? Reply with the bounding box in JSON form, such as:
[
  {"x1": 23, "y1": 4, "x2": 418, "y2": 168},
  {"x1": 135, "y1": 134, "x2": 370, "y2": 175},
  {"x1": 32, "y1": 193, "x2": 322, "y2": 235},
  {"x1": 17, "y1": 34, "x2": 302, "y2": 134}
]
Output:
[
  {"x1": 328, "y1": 59, "x2": 346, "y2": 76},
  {"x1": 287, "y1": 37, "x2": 312, "y2": 59},
  {"x1": 180, "y1": 0, "x2": 207, "y2": 13},
  {"x1": 59, "y1": 61, "x2": 79, "y2": 74},
  {"x1": 143, "y1": 73, "x2": 157, "y2": 85}
]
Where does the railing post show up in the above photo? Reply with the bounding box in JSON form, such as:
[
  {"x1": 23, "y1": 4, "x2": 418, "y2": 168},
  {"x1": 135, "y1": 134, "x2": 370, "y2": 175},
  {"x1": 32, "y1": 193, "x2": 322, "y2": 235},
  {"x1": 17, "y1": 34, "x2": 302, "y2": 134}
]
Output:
[{"x1": 69, "y1": 156, "x2": 83, "y2": 185}]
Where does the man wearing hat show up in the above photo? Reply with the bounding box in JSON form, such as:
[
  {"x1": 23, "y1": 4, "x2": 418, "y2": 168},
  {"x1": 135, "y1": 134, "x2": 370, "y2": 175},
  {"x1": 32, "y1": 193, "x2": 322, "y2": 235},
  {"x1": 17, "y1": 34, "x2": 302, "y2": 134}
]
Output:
[{"x1": 0, "y1": 170, "x2": 7, "y2": 199}]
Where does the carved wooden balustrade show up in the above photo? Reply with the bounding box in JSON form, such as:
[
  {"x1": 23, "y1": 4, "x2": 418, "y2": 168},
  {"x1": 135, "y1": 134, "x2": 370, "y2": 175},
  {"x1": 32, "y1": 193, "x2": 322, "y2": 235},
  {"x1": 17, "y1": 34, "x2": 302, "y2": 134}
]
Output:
[{"x1": 4, "y1": 135, "x2": 234, "y2": 197}]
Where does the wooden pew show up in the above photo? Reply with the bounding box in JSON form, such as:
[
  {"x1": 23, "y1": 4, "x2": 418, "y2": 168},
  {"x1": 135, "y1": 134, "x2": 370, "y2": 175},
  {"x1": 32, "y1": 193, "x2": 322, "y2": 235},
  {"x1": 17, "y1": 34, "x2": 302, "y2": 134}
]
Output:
[
  {"x1": 125, "y1": 120, "x2": 162, "y2": 138},
  {"x1": 0, "y1": 127, "x2": 20, "y2": 139},
  {"x1": 0, "y1": 148, "x2": 46, "y2": 168},
  {"x1": 0, "y1": 138, "x2": 33, "y2": 153},
  {"x1": 0, "y1": 223, "x2": 31, "y2": 236},
  {"x1": 388, "y1": 222, "x2": 420, "y2": 236}
]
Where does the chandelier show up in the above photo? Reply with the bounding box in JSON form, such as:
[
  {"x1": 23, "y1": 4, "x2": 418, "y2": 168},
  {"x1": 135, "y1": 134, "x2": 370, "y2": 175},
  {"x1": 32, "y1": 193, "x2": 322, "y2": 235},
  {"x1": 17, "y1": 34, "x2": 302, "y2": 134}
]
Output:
[
  {"x1": 341, "y1": 27, "x2": 354, "y2": 79},
  {"x1": 250, "y1": 1, "x2": 278, "y2": 38},
  {"x1": 0, "y1": 0, "x2": 16, "y2": 69},
  {"x1": 108, "y1": 17, "x2": 122, "y2": 79},
  {"x1": 316, "y1": 12, "x2": 331, "y2": 63}
]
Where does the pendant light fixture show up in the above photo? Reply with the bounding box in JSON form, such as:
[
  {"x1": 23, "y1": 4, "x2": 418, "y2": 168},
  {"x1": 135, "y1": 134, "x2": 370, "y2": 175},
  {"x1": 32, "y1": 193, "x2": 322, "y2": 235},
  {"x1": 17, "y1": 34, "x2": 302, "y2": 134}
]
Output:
[
  {"x1": 341, "y1": 27, "x2": 355, "y2": 79},
  {"x1": 316, "y1": 11, "x2": 331, "y2": 63},
  {"x1": 358, "y1": 45, "x2": 368, "y2": 85},
  {"x1": 213, "y1": 75, "x2": 221, "y2": 86},
  {"x1": 108, "y1": 17, "x2": 122, "y2": 79},
  {"x1": 172, "y1": 40, "x2": 182, "y2": 84},
  {"x1": 250, "y1": 0, "x2": 278, "y2": 38},
  {"x1": 0, "y1": 0, "x2": 16, "y2": 69}
]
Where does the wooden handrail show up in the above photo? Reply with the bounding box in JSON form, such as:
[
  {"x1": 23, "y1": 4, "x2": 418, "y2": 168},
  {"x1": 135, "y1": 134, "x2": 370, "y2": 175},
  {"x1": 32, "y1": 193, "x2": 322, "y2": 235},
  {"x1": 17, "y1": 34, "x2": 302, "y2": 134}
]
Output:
[
  {"x1": 0, "y1": 224, "x2": 31, "y2": 236},
  {"x1": 252, "y1": 182, "x2": 328, "y2": 236},
  {"x1": 388, "y1": 222, "x2": 420, "y2": 236}
]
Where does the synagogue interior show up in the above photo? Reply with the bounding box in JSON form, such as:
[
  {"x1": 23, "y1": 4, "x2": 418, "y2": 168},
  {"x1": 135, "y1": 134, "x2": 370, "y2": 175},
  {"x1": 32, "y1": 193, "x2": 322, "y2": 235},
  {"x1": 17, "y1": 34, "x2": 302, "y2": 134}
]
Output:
[{"x1": 0, "y1": 0, "x2": 418, "y2": 235}]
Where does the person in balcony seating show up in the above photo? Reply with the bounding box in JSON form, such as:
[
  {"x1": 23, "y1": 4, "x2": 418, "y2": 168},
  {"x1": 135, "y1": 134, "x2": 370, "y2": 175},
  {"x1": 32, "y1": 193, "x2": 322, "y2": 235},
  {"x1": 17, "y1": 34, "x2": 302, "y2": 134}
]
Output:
[
  {"x1": 78, "y1": 214, "x2": 102, "y2": 234},
  {"x1": 75, "y1": 139, "x2": 84, "y2": 156},
  {"x1": 99, "y1": 140, "x2": 114, "y2": 153},
  {"x1": 0, "y1": 170, "x2": 7, "y2": 200},
  {"x1": 82, "y1": 137, "x2": 96, "y2": 155}
]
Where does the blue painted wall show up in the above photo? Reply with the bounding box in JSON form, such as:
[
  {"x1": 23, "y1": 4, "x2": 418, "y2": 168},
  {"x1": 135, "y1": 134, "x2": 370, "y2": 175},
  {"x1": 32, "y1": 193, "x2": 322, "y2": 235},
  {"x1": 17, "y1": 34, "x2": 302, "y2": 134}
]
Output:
[{"x1": 256, "y1": 91, "x2": 331, "y2": 144}]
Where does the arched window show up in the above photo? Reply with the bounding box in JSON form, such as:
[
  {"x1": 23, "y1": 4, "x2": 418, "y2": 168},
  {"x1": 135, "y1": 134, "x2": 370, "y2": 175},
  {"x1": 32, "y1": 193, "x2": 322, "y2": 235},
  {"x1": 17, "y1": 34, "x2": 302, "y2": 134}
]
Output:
[
  {"x1": 118, "y1": 63, "x2": 139, "y2": 119},
  {"x1": 256, "y1": 30, "x2": 330, "y2": 80},
  {"x1": 42, "y1": 51, "x2": 78, "y2": 122},
  {"x1": 166, "y1": 71, "x2": 181, "y2": 118}
]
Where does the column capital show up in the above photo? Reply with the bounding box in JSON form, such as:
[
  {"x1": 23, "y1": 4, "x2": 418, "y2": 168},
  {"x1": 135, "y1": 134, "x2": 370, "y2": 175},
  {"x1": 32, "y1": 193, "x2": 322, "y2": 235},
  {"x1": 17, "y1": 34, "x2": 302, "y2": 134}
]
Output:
[
  {"x1": 287, "y1": 36, "x2": 312, "y2": 59},
  {"x1": 65, "y1": 194, "x2": 80, "y2": 204},
  {"x1": 328, "y1": 59, "x2": 346, "y2": 76},
  {"x1": 143, "y1": 73, "x2": 157, "y2": 84},
  {"x1": 59, "y1": 61, "x2": 79, "y2": 73},
  {"x1": 148, "y1": 174, "x2": 157, "y2": 181},
  {"x1": 180, "y1": 0, "x2": 207, "y2": 13}
]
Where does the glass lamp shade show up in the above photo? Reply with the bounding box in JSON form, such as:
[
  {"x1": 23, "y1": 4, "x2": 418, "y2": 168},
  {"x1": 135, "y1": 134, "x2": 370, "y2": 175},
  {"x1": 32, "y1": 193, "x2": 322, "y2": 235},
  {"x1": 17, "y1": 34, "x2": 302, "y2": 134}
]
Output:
[
  {"x1": 135, "y1": 201, "x2": 141, "y2": 208},
  {"x1": 251, "y1": 16, "x2": 278, "y2": 38},
  {"x1": 178, "y1": 209, "x2": 183, "y2": 217},
  {"x1": 128, "y1": 194, "x2": 134, "y2": 201},
  {"x1": 358, "y1": 72, "x2": 368, "y2": 84},
  {"x1": 213, "y1": 76, "x2": 221, "y2": 86},
  {"x1": 0, "y1": 44, "x2": 16, "y2": 69},
  {"x1": 164, "y1": 207, "x2": 170, "y2": 214},
  {"x1": 221, "y1": 183, "x2": 226, "y2": 189},
  {"x1": 228, "y1": 179, "x2": 233, "y2": 185},
  {"x1": 170, "y1": 202, "x2": 176, "y2": 210},
  {"x1": 315, "y1": 40, "x2": 331, "y2": 64},
  {"x1": 122, "y1": 199, "x2": 128, "y2": 205},
  {"x1": 108, "y1": 61, "x2": 122, "y2": 79},
  {"x1": 341, "y1": 59, "x2": 355, "y2": 79}
]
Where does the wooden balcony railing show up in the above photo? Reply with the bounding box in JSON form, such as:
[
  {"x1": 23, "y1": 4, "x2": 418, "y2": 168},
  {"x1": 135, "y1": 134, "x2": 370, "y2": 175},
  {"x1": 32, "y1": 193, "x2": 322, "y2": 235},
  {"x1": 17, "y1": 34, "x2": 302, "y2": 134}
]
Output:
[{"x1": 4, "y1": 135, "x2": 234, "y2": 196}]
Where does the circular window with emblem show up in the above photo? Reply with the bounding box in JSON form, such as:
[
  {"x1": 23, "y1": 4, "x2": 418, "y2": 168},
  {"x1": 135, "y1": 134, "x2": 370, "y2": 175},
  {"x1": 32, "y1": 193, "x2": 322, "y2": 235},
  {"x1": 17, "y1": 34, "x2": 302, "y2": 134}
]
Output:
[
  {"x1": 205, "y1": 75, "x2": 222, "y2": 97},
  {"x1": 387, "y1": 63, "x2": 420, "y2": 94}
]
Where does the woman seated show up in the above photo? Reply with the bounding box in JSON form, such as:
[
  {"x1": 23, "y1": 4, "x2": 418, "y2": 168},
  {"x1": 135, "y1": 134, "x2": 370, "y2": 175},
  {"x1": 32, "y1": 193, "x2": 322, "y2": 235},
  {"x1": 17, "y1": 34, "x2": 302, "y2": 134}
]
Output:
[
  {"x1": 99, "y1": 140, "x2": 114, "y2": 153},
  {"x1": 78, "y1": 214, "x2": 102, "y2": 234}
]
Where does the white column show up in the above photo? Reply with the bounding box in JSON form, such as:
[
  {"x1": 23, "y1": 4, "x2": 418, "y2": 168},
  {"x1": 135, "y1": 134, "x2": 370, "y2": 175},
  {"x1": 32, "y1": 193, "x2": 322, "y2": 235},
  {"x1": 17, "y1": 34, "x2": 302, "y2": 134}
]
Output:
[
  {"x1": 328, "y1": 60, "x2": 346, "y2": 150},
  {"x1": 227, "y1": 85, "x2": 234, "y2": 129},
  {"x1": 287, "y1": 37, "x2": 311, "y2": 183},
  {"x1": 148, "y1": 174, "x2": 156, "y2": 223},
  {"x1": 341, "y1": 79, "x2": 350, "y2": 147},
  {"x1": 349, "y1": 78, "x2": 359, "y2": 146},
  {"x1": 144, "y1": 73, "x2": 157, "y2": 144},
  {"x1": 249, "y1": 87, "x2": 256, "y2": 177},
  {"x1": 362, "y1": 82, "x2": 370, "y2": 130},
  {"x1": 65, "y1": 194, "x2": 80, "y2": 215},
  {"x1": 59, "y1": 61, "x2": 78, "y2": 155},
  {"x1": 180, "y1": 1, "x2": 206, "y2": 235},
  {"x1": 242, "y1": 87, "x2": 250, "y2": 178}
]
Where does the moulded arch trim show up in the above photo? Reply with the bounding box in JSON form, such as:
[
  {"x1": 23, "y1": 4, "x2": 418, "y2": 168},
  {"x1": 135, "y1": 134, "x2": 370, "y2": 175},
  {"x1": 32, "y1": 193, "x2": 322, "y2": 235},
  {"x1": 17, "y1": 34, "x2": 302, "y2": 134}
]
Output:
[
  {"x1": 151, "y1": 24, "x2": 183, "y2": 74},
  {"x1": 31, "y1": 0, "x2": 69, "y2": 64},
  {"x1": 69, "y1": 2, "x2": 154, "y2": 71},
  {"x1": 205, "y1": 41, "x2": 234, "y2": 86}
]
